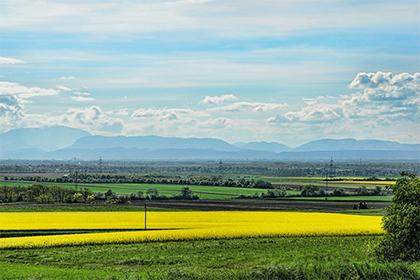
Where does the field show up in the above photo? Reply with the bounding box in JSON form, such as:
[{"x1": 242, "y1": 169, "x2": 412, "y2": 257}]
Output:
[
  {"x1": 0, "y1": 236, "x2": 418, "y2": 279},
  {"x1": 0, "y1": 211, "x2": 382, "y2": 248},
  {"x1": 0, "y1": 175, "x2": 413, "y2": 279},
  {"x1": 0, "y1": 177, "x2": 392, "y2": 201},
  {"x1": 0, "y1": 181, "x2": 279, "y2": 199}
]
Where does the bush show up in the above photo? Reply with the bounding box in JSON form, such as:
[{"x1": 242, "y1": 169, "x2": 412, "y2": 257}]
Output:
[{"x1": 376, "y1": 173, "x2": 420, "y2": 261}]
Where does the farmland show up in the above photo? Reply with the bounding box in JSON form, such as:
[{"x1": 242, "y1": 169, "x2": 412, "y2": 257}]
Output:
[
  {"x1": 2, "y1": 210, "x2": 416, "y2": 279},
  {"x1": 0, "y1": 211, "x2": 382, "y2": 248},
  {"x1": 0, "y1": 181, "x2": 275, "y2": 200},
  {"x1": 0, "y1": 165, "x2": 416, "y2": 279},
  {"x1": 0, "y1": 236, "x2": 418, "y2": 279},
  {"x1": 259, "y1": 176, "x2": 395, "y2": 188}
]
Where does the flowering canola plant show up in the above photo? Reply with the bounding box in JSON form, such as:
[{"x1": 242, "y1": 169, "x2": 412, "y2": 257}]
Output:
[{"x1": 0, "y1": 211, "x2": 382, "y2": 249}]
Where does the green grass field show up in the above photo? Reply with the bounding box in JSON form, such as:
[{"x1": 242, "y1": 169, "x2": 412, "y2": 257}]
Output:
[
  {"x1": 0, "y1": 181, "x2": 273, "y2": 200},
  {"x1": 0, "y1": 236, "x2": 417, "y2": 279}
]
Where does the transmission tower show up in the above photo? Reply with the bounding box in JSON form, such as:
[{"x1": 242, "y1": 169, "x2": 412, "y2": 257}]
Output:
[
  {"x1": 98, "y1": 156, "x2": 103, "y2": 173},
  {"x1": 329, "y1": 157, "x2": 334, "y2": 179}
]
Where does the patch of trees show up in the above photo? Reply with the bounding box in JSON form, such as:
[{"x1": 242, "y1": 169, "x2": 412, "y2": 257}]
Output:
[
  {"x1": 237, "y1": 188, "x2": 287, "y2": 199},
  {"x1": 4, "y1": 174, "x2": 272, "y2": 189},
  {"x1": 299, "y1": 185, "x2": 390, "y2": 197},
  {"x1": 0, "y1": 185, "x2": 198, "y2": 204}
]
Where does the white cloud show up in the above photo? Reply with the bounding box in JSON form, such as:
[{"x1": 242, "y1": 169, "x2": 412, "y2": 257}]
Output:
[
  {"x1": 0, "y1": 94, "x2": 23, "y2": 129},
  {"x1": 270, "y1": 71, "x2": 420, "y2": 127},
  {"x1": 201, "y1": 94, "x2": 238, "y2": 105},
  {"x1": 59, "y1": 76, "x2": 76, "y2": 80},
  {"x1": 212, "y1": 101, "x2": 287, "y2": 113},
  {"x1": 0, "y1": 1, "x2": 417, "y2": 38},
  {"x1": 56, "y1": 85, "x2": 72, "y2": 92},
  {"x1": 131, "y1": 108, "x2": 199, "y2": 121},
  {"x1": 0, "y1": 81, "x2": 60, "y2": 99},
  {"x1": 0, "y1": 56, "x2": 25, "y2": 64},
  {"x1": 62, "y1": 106, "x2": 123, "y2": 133},
  {"x1": 71, "y1": 96, "x2": 94, "y2": 102},
  {"x1": 71, "y1": 91, "x2": 94, "y2": 102}
]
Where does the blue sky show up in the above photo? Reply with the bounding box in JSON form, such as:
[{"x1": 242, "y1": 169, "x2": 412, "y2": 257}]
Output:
[{"x1": 0, "y1": 0, "x2": 419, "y2": 146}]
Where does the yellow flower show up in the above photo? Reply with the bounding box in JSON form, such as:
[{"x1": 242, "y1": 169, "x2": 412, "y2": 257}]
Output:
[{"x1": 0, "y1": 211, "x2": 382, "y2": 249}]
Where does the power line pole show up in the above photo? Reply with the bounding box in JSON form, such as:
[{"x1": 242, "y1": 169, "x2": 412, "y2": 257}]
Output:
[{"x1": 144, "y1": 202, "x2": 147, "y2": 230}]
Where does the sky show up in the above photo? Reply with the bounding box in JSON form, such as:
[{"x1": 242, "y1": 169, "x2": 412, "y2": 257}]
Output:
[{"x1": 0, "y1": 0, "x2": 419, "y2": 146}]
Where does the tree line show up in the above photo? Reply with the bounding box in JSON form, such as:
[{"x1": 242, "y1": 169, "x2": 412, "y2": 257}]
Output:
[
  {"x1": 3, "y1": 174, "x2": 273, "y2": 189},
  {"x1": 0, "y1": 184, "x2": 198, "y2": 204}
]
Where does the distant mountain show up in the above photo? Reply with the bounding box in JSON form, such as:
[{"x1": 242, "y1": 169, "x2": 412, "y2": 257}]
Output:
[
  {"x1": 0, "y1": 126, "x2": 90, "y2": 152},
  {"x1": 0, "y1": 127, "x2": 419, "y2": 161},
  {"x1": 48, "y1": 147, "x2": 277, "y2": 161},
  {"x1": 294, "y1": 138, "x2": 420, "y2": 152},
  {"x1": 69, "y1": 135, "x2": 239, "y2": 152},
  {"x1": 235, "y1": 141, "x2": 290, "y2": 153}
]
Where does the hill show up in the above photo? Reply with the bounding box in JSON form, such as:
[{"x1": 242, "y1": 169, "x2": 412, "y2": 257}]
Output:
[
  {"x1": 0, "y1": 126, "x2": 90, "y2": 152},
  {"x1": 234, "y1": 141, "x2": 290, "y2": 153},
  {"x1": 294, "y1": 138, "x2": 420, "y2": 152}
]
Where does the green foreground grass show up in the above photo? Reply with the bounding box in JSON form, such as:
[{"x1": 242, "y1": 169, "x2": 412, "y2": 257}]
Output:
[{"x1": 0, "y1": 236, "x2": 418, "y2": 279}]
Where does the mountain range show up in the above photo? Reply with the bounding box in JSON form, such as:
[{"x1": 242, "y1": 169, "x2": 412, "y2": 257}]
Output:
[{"x1": 0, "y1": 126, "x2": 419, "y2": 161}]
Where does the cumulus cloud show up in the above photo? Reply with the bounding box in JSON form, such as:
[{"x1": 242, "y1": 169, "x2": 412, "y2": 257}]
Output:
[
  {"x1": 201, "y1": 94, "x2": 238, "y2": 105},
  {"x1": 0, "y1": 95, "x2": 23, "y2": 129},
  {"x1": 0, "y1": 80, "x2": 64, "y2": 130},
  {"x1": 0, "y1": 56, "x2": 25, "y2": 64},
  {"x1": 270, "y1": 72, "x2": 419, "y2": 126},
  {"x1": 62, "y1": 106, "x2": 123, "y2": 133}
]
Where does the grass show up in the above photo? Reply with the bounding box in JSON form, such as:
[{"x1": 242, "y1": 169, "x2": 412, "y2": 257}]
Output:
[
  {"x1": 0, "y1": 236, "x2": 417, "y2": 279},
  {"x1": 0, "y1": 181, "x2": 270, "y2": 199}
]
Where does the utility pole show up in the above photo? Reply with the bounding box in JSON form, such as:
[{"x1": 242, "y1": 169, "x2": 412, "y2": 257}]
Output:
[{"x1": 144, "y1": 202, "x2": 147, "y2": 230}]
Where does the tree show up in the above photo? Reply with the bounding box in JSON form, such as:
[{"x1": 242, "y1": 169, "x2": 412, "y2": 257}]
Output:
[
  {"x1": 180, "y1": 187, "x2": 193, "y2": 199},
  {"x1": 376, "y1": 173, "x2": 419, "y2": 261}
]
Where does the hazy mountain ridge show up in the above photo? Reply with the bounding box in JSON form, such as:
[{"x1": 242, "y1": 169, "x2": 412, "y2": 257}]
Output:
[
  {"x1": 234, "y1": 141, "x2": 290, "y2": 153},
  {"x1": 0, "y1": 126, "x2": 419, "y2": 160},
  {"x1": 295, "y1": 138, "x2": 420, "y2": 151},
  {"x1": 0, "y1": 126, "x2": 90, "y2": 152},
  {"x1": 70, "y1": 135, "x2": 239, "y2": 152}
]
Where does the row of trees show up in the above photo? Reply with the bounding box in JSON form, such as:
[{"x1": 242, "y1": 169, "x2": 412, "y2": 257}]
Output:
[
  {"x1": 4, "y1": 174, "x2": 272, "y2": 189},
  {"x1": 299, "y1": 185, "x2": 391, "y2": 197},
  {"x1": 0, "y1": 185, "x2": 198, "y2": 204}
]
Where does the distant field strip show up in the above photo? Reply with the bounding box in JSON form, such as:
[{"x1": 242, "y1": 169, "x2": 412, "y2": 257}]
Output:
[
  {"x1": 260, "y1": 176, "x2": 395, "y2": 188},
  {"x1": 0, "y1": 211, "x2": 383, "y2": 248},
  {"x1": 0, "y1": 181, "x2": 268, "y2": 199}
]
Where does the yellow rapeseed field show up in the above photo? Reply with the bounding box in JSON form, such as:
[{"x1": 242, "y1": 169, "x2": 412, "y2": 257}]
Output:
[{"x1": 0, "y1": 211, "x2": 382, "y2": 249}]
